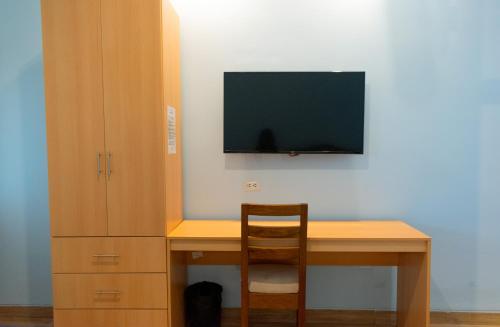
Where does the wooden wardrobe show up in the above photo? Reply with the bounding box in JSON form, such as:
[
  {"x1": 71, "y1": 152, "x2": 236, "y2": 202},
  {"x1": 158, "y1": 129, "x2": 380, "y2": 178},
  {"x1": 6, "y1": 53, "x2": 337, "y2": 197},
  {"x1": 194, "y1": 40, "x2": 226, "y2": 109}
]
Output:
[{"x1": 41, "y1": 0, "x2": 182, "y2": 325}]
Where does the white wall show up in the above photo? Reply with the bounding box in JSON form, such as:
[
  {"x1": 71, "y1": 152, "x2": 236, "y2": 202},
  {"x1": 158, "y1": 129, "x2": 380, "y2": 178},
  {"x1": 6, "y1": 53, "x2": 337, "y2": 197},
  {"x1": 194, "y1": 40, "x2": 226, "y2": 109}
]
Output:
[{"x1": 175, "y1": 0, "x2": 500, "y2": 310}]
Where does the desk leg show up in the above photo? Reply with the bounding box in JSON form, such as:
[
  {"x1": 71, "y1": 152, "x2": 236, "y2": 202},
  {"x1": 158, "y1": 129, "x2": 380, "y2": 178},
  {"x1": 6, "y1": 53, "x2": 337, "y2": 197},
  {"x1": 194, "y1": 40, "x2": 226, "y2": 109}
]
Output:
[
  {"x1": 167, "y1": 241, "x2": 186, "y2": 327},
  {"x1": 397, "y1": 241, "x2": 431, "y2": 327}
]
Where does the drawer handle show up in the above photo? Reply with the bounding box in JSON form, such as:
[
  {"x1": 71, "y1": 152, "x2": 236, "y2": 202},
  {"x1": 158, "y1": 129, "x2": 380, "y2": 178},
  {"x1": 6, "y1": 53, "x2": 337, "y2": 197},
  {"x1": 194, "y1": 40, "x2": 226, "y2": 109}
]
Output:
[
  {"x1": 92, "y1": 254, "x2": 120, "y2": 264},
  {"x1": 92, "y1": 254, "x2": 120, "y2": 258},
  {"x1": 95, "y1": 290, "x2": 121, "y2": 295}
]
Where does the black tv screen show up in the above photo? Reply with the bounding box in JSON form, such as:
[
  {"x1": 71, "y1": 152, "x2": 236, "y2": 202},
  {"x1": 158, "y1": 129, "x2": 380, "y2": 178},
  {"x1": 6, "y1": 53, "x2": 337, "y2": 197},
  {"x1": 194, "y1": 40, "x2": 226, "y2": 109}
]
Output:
[{"x1": 224, "y1": 72, "x2": 365, "y2": 154}]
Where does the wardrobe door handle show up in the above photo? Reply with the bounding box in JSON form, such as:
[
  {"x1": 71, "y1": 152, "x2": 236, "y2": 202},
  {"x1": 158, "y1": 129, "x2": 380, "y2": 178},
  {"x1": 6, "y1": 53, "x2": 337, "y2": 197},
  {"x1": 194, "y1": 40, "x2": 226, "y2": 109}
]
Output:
[
  {"x1": 106, "y1": 152, "x2": 112, "y2": 180},
  {"x1": 96, "y1": 152, "x2": 102, "y2": 177}
]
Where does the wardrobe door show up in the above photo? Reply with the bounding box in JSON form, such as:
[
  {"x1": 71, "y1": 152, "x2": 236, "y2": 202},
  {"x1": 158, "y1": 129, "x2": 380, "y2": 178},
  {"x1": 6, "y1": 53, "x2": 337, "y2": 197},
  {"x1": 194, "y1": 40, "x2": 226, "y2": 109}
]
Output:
[
  {"x1": 42, "y1": 0, "x2": 107, "y2": 236},
  {"x1": 101, "y1": 0, "x2": 166, "y2": 236}
]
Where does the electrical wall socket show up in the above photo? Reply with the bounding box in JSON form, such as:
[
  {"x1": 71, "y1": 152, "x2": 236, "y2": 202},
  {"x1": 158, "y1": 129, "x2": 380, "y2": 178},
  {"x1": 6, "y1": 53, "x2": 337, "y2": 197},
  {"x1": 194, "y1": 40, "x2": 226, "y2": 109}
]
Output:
[{"x1": 245, "y1": 181, "x2": 260, "y2": 192}]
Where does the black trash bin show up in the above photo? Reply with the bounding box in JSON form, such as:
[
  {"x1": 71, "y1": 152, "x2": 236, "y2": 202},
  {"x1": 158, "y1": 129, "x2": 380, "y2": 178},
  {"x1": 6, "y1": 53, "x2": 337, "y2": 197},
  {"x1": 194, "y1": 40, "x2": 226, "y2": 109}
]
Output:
[{"x1": 185, "y1": 281, "x2": 223, "y2": 327}]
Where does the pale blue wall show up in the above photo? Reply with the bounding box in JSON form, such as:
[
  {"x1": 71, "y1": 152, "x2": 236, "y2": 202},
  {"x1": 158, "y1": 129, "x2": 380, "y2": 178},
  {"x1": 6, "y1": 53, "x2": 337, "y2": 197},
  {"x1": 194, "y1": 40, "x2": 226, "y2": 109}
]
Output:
[
  {"x1": 1, "y1": 0, "x2": 500, "y2": 311},
  {"x1": 177, "y1": 0, "x2": 500, "y2": 311},
  {"x1": 0, "y1": 1, "x2": 51, "y2": 305}
]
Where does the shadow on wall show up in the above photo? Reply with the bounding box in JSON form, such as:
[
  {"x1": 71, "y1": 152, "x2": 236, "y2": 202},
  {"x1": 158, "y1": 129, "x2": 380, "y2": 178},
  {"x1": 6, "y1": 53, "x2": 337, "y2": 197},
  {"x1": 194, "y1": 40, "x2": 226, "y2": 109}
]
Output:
[
  {"x1": 0, "y1": 54, "x2": 51, "y2": 305},
  {"x1": 384, "y1": 0, "x2": 481, "y2": 312},
  {"x1": 385, "y1": 0, "x2": 500, "y2": 311},
  {"x1": 21, "y1": 55, "x2": 51, "y2": 305},
  {"x1": 224, "y1": 85, "x2": 372, "y2": 171}
]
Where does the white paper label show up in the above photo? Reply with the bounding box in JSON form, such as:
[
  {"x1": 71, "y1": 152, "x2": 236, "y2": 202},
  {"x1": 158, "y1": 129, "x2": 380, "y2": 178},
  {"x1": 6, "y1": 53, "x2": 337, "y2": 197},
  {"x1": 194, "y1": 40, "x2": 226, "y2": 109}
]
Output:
[{"x1": 167, "y1": 106, "x2": 176, "y2": 154}]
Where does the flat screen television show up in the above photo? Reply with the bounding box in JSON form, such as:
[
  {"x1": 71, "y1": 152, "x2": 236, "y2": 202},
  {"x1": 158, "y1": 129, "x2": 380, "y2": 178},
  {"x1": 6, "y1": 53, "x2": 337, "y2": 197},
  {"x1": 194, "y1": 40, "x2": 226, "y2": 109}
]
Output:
[{"x1": 224, "y1": 72, "x2": 365, "y2": 154}]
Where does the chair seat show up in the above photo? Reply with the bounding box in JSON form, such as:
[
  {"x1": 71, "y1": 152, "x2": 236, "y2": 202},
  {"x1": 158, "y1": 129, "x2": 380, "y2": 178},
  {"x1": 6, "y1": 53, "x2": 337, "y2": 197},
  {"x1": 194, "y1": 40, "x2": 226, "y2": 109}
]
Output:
[{"x1": 248, "y1": 264, "x2": 299, "y2": 294}]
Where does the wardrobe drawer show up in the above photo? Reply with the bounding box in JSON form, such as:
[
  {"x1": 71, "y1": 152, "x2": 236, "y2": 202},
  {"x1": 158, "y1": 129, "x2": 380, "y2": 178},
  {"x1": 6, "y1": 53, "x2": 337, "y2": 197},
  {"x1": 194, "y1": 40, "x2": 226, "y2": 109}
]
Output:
[
  {"x1": 54, "y1": 309, "x2": 167, "y2": 327},
  {"x1": 52, "y1": 237, "x2": 166, "y2": 273},
  {"x1": 53, "y1": 273, "x2": 167, "y2": 309}
]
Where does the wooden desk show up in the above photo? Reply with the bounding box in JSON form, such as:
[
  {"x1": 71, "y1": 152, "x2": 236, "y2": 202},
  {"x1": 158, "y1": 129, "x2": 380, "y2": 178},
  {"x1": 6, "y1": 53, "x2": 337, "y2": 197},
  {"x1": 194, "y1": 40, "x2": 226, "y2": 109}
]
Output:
[{"x1": 167, "y1": 220, "x2": 431, "y2": 327}]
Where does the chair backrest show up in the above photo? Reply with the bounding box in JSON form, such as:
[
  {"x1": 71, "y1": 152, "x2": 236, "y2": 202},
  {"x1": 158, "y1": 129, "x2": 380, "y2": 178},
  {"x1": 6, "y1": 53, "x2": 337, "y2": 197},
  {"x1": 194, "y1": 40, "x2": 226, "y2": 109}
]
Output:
[
  {"x1": 241, "y1": 203, "x2": 308, "y2": 289},
  {"x1": 241, "y1": 203, "x2": 308, "y2": 324},
  {"x1": 242, "y1": 204, "x2": 308, "y2": 265}
]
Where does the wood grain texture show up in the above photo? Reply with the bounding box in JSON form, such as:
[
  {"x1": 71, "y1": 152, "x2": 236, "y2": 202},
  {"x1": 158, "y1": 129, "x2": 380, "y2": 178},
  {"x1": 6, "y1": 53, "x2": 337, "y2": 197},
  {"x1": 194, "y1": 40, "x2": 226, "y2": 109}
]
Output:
[
  {"x1": 397, "y1": 240, "x2": 431, "y2": 327},
  {"x1": 42, "y1": 1, "x2": 184, "y2": 326},
  {"x1": 185, "y1": 251, "x2": 400, "y2": 266},
  {"x1": 297, "y1": 205, "x2": 308, "y2": 327},
  {"x1": 162, "y1": 0, "x2": 184, "y2": 235},
  {"x1": 241, "y1": 204, "x2": 308, "y2": 327},
  {"x1": 51, "y1": 237, "x2": 166, "y2": 273},
  {"x1": 244, "y1": 203, "x2": 307, "y2": 216},
  {"x1": 249, "y1": 293, "x2": 299, "y2": 310},
  {"x1": 241, "y1": 205, "x2": 250, "y2": 327},
  {"x1": 101, "y1": 0, "x2": 166, "y2": 236},
  {"x1": 41, "y1": 0, "x2": 107, "y2": 236},
  {"x1": 2, "y1": 307, "x2": 500, "y2": 326},
  {"x1": 311, "y1": 239, "x2": 427, "y2": 253},
  {"x1": 168, "y1": 220, "x2": 431, "y2": 241},
  {"x1": 168, "y1": 220, "x2": 429, "y2": 252},
  {"x1": 249, "y1": 225, "x2": 300, "y2": 238},
  {"x1": 0, "y1": 307, "x2": 52, "y2": 319},
  {"x1": 52, "y1": 273, "x2": 167, "y2": 309},
  {"x1": 222, "y1": 309, "x2": 500, "y2": 327},
  {"x1": 224, "y1": 308, "x2": 389, "y2": 326},
  {"x1": 54, "y1": 309, "x2": 167, "y2": 327},
  {"x1": 167, "y1": 239, "x2": 187, "y2": 327},
  {"x1": 248, "y1": 246, "x2": 300, "y2": 265},
  {"x1": 169, "y1": 219, "x2": 431, "y2": 325},
  {"x1": 170, "y1": 239, "x2": 426, "y2": 252},
  {"x1": 431, "y1": 311, "x2": 500, "y2": 325}
]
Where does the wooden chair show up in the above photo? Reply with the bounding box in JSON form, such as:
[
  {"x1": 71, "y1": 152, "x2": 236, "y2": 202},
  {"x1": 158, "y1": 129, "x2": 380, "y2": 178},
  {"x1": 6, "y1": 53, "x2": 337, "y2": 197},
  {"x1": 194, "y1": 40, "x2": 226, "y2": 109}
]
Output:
[{"x1": 241, "y1": 203, "x2": 308, "y2": 327}]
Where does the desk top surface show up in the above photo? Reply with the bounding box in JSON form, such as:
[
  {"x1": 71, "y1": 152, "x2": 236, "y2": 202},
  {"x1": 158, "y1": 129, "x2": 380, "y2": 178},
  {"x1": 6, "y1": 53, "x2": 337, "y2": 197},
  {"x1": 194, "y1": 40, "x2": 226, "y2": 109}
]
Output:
[{"x1": 168, "y1": 220, "x2": 430, "y2": 241}]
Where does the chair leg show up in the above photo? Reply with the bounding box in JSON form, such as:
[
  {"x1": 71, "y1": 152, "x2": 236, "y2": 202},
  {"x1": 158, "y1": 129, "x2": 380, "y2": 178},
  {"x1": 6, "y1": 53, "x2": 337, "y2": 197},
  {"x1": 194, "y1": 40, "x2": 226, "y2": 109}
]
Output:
[
  {"x1": 297, "y1": 306, "x2": 306, "y2": 327},
  {"x1": 241, "y1": 306, "x2": 249, "y2": 327}
]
